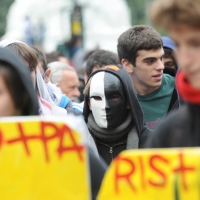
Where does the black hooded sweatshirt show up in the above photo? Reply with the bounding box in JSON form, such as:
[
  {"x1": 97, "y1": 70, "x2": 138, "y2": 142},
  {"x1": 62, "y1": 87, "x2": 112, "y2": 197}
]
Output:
[
  {"x1": 163, "y1": 67, "x2": 179, "y2": 113},
  {"x1": 0, "y1": 47, "x2": 39, "y2": 115},
  {"x1": 84, "y1": 64, "x2": 151, "y2": 165}
]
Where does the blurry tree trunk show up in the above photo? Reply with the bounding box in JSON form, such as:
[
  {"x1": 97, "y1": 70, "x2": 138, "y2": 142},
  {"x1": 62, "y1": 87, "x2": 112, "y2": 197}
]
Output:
[
  {"x1": 126, "y1": 0, "x2": 167, "y2": 35},
  {"x1": 125, "y1": 0, "x2": 152, "y2": 25},
  {"x1": 0, "y1": 0, "x2": 14, "y2": 37}
]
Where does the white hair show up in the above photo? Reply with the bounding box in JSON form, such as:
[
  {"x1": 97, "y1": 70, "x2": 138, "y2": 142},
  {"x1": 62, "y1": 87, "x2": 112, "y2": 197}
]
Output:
[{"x1": 47, "y1": 61, "x2": 75, "y2": 84}]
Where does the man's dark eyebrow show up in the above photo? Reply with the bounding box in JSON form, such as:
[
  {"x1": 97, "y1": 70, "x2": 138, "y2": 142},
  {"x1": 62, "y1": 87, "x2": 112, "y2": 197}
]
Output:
[
  {"x1": 143, "y1": 57, "x2": 156, "y2": 62},
  {"x1": 143, "y1": 54, "x2": 165, "y2": 61}
]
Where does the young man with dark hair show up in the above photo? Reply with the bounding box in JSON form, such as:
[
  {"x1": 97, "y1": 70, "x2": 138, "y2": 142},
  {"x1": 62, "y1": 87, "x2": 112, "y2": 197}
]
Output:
[
  {"x1": 84, "y1": 50, "x2": 119, "y2": 83},
  {"x1": 117, "y1": 25, "x2": 178, "y2": 129},
  {"x1": 145, "y1": 0, "x2": 200, "y2": 147}
]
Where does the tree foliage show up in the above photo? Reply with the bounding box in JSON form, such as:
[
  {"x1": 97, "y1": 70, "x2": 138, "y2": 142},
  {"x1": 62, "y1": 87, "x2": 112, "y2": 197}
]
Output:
[
  {"x1": 0, "y1": 0, "x2": 14, "y2": 37},
  {"x1": 126, "y1": 0, "x2": 168, "y2": 36},
  {"x1": 125, "y1": 0, "x2": 152, "y2": 25}
]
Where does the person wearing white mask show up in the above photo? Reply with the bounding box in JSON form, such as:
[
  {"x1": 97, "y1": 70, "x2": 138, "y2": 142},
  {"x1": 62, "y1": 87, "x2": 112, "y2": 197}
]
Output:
[{"x1": 83, "y1": 64, "x2": 151, "y2": 165}]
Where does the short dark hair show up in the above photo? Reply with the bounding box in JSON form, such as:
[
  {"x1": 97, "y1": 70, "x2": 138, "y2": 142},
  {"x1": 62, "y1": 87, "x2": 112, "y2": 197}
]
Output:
[
  {"x1": 0, "y1": 61, "x2": 32, "y2": 115},
  {"x1": 85, "y1": 50, "x2": 119, "y2": 77},
  {"x1": 32, "y1": 47, "x2": 47, "y2": 71},
  {"x1": 117, "y1": 25, "x2": 163, "y2": 66},
  {"x1": 163, "y1": 47, "x2": 173, "y2": 59},
  {"x1": 46, "y1": 51, "x2": 66, "y2": 64}
]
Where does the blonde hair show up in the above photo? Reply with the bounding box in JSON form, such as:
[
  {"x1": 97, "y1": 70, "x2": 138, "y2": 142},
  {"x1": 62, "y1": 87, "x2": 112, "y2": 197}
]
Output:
[{"x1": 149, "y1": 0, "x2": 200, "y2": 30}]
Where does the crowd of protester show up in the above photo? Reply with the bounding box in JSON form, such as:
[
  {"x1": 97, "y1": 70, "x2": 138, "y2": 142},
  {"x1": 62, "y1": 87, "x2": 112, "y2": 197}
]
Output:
[{"x1": 1, "y1": 0, "x2": 200, "y2": 198}]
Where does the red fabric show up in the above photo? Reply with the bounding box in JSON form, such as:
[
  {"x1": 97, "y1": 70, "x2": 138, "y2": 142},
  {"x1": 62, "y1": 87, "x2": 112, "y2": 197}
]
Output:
[{"x1": 177, "y1": 70, "x2": 200, "y2": 104}]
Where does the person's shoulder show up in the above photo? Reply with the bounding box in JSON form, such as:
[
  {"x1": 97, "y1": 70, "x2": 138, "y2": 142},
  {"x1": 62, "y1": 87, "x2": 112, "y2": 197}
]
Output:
[
  {"x1": 145, "y1": 105, "x2": 189, "y2": 148},
  {"x1": 163, "y1": 73, "x2": 175, "y2": 86},
  {"x1": 161, "y1": 74, "x2": 175, "y2": 93}
]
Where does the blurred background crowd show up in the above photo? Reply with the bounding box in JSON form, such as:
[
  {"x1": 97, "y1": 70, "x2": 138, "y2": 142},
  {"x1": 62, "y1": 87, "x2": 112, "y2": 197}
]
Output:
[{"x1": 0, "y1": 0, "x2": 154, "y2": 103}]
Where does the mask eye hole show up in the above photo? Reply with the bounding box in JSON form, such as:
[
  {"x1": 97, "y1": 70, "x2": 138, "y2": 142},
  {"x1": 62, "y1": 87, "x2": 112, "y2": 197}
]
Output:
[
  {"x1": 90, "y1": 96, "x2": 102, "y2": 101},
  {"x1": 109, "y1": 94, "x2": 121, "y2": 100}
]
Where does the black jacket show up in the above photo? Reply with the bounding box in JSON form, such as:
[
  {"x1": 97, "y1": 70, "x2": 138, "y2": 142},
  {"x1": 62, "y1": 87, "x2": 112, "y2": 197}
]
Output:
[
  {"x1": 164, "y1": 67, "x2": 179, "y2": 114},
  {"x1": 145, "y1": 103, "x2": 200, "y2": 148},
  {"x1": 84, "y1": 64, "x2": 152, "y2": 164}
]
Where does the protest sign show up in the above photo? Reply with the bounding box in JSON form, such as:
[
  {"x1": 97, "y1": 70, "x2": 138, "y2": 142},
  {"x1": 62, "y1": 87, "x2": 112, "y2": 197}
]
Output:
[
  {"x1": 98, "y1": 148, "x2": 200, "y2": 200},
  {"x1": 0, "y1": 116, "x2": 90, "y2": 200}
]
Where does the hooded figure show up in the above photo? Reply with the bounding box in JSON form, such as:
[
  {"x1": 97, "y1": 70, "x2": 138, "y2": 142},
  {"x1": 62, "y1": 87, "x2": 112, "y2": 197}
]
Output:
[
  {"x1": 162, "y1": 36, "x2": 178, "y2": 75},
  {"x1": 0, "y1": 47, "x2": 39, "y2": 116},
  {"x1": 83, "y1": 64, "x2": 150, "y2": 165},
  {"x1": 162, "y1": 36, "x2": 182, "y2": 107},
  {"x1": 0, "y1": 39, "x2": 68, "y2": 116}
]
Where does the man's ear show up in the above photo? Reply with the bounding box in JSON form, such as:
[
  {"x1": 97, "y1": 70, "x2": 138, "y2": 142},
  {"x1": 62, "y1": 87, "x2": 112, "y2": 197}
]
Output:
[
  {"x1": 46, "y1": 68, "x2": 51, "y2": 78},
  {"x1": 44, "y1": 68, "x2": 51, "y2": 83},
  {"x1": 88, "y1": 100, "x2": 92, "y2": 111},
  {"x1": 121, "y1": 59, "x2": 134, "y2": 73}
]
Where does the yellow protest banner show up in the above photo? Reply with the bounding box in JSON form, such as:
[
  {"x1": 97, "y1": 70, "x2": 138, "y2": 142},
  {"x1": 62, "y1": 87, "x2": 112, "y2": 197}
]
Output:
[
  {"x1": 0, "y1": 116, "x2": 90, "y2": 200},
  {"x1": 97, "y1": 148, "x2": 200, "y2": 200}
]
